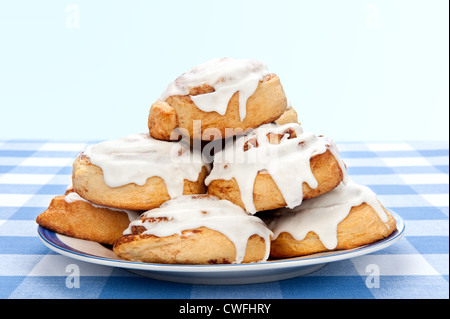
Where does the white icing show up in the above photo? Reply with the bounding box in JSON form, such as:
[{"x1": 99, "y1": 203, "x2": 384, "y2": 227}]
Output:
[
  {"x1": 123, "y1": 195, "x2": 273, "y2": 264},
  {"x1": 264, "y1": 180, "x2": 390, "y2": 250},
  {"x1": 64, "y1": 192, "x2": 141, "y2": 222},
  {"x1": 82, "y1": 133, "x2": 208, "y2": 199},
  {"x1": 160, "y1": 57, "x2": 269, "y2": 121},
  {"x1": 205, "y1": 123, "x2": 344, "y2": 214}
]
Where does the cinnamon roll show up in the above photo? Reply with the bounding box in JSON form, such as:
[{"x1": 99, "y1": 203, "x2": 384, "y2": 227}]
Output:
[
  {"x1": 205, "y1": 123, "x2": 346, "y2": 214},
  {"x1": 72, "y1": 133, "x2": 209, "y2": 211},
  {"x1": 36, "y1": 191, "x2": 141, "y2": 245},
  {"x1": 148, "y1": 58, "x2": 288, "y2": 141},
  {"x1": 260, "y1": 180, "x2": 397, "y2": 258},
  {"x1": 113, "y1": 195, "x2": 273, "y2": 264}
]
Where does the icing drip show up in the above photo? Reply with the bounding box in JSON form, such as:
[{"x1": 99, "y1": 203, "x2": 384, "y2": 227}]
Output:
[
  {"x1": 64, "y1": 192, "x2": 140, "y2": 222},
  {"x1": 82, "y1": 133, "x2": 208, "y2": 199},
  {"x1": 264, "y1": 180, "x2": 390, "y2": 250},
  {"x1": 205, "y1": 123, "x2": 342, "y2": 214},
  {"x1": 123, "y1": 195, "x2": 273, "y2": 264},
  {"x1": 160, "y1": 57, "x2": 269, "y2": 121}
]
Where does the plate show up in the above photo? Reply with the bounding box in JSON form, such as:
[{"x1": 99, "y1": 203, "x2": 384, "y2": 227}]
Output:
[{"x1": 37, "y1": 210, "x2": 405, "y2": 285}]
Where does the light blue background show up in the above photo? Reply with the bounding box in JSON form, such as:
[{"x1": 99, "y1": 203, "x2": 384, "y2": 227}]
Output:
[{"x1": 0, "y1": 0, "x2": 448, "y2": 142}]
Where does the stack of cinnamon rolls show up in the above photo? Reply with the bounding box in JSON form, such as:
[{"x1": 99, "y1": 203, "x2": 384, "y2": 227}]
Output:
[{"x1": 37, "y1": 58, "x2": 396, "y2": 264}]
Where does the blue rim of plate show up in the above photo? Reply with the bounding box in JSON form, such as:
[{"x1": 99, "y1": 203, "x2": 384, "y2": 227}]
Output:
[{"x1": 37, "y1": 209, "x2": 405, "y2": 273}]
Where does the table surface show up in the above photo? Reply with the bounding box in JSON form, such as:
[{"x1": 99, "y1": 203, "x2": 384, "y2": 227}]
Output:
[{"x1": 0, "y1": 140, "x2": 448, "y2": 299}]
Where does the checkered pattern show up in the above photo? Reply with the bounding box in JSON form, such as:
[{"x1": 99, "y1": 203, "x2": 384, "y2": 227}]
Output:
[{"x1": 0, "y1": 140, "x2": 448, "y2": 299}]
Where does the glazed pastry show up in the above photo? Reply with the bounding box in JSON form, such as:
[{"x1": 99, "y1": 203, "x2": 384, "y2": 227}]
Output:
[
  {"x1": 113, "y1": 195, "x2": 273, "y2": 264},
  {"x1": 261, "y1": 180, "x2": 397, "y2": 258},
  {"x1": 72, "y1": 133, "x2": 210, "y2": 210},
  {"x1": 36, "y1": 191, "x2": 141, "y2": 245},
  {"x1": 148, "y1": 58, "x2": 288, "y2": 141},
  {"x1": 205, "y1": 122, "x2": 346, "y2": 214}
]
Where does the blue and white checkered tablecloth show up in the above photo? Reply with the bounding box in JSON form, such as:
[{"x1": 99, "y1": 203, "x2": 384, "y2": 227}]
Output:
[{"x1": 0, "y1": 140, "x2": 448, "y2": 299}]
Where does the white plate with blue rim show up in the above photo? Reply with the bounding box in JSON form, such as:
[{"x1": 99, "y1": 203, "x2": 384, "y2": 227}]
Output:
[{"x1": 37, "y1": 210, "x2": 405, "y2": 285}]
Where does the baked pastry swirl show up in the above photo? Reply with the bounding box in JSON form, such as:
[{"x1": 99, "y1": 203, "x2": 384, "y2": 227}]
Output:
[
  {"x1": 148, "y1": 58, "x2": 288, "y2": 141},
  {"x1": 36, "y1": 190, "x2": 141, "y2": 245},
  {"x1": 113, "y1": 195, "x2": 273, "y2": 264},
  {"x1": 72, "y1": 133, "x2": 210, "y2": 210},
  {"x1": 205, "y1": 122, "x2": 346, "y2": 214},
  {"x1": 260, "y1": 180, "x2": 397, "y2": 258}
]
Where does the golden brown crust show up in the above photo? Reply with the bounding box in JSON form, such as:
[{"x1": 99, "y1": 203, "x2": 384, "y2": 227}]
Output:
[
  {"x1": 148, "y1": 74, "x2": 288, "y2": 141},
  {"x1": 275, "y1": 106, "x2": 299, "y2": 125},
  {"x1": 113, "y1": 226, "x2": 267, "y2": 264},
  {"x1": 207, "y1": 149, "x2": 344, "y2": 212},
  {"x1": 36, "y1": 195, "x2": 136, "y2": 245},
  {"x1": 269, "y1": 203, "x2": 397, "y2": 258},
  {"x1": 148, "y1": 99, "x2": 179, "y2": 141},
  {"x1": 72, "y1": 154, "x2": 209, "y2": 210}
]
